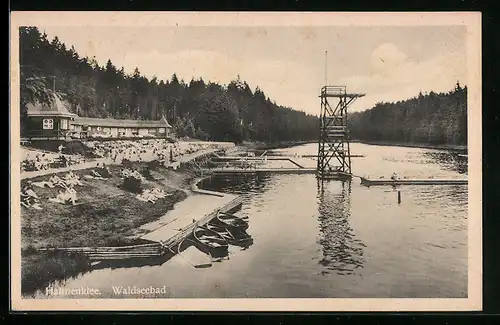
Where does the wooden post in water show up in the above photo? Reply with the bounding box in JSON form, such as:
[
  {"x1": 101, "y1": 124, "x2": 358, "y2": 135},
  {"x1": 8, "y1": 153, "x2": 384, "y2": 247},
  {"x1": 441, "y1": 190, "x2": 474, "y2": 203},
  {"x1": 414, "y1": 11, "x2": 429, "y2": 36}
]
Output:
[{"x1": 398, "y1": 190, "x2": 401, "y2": 204}]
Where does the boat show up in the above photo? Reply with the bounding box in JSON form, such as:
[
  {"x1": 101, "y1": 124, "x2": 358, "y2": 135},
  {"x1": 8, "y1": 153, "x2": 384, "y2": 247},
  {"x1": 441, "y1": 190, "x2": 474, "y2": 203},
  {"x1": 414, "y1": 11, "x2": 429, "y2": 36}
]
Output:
[
  {"x1": 205, "y1": 222, "x2": 253, "y2": 246},
  {"x1": 192, "y1": 225, "x2": 229, "y2": 251},
  {"x1": 214, "y1": 211, "x2": 249, "y2": 231},
  {"x1": 203, "y1": 223, "x2": 235, "y2": 241}
]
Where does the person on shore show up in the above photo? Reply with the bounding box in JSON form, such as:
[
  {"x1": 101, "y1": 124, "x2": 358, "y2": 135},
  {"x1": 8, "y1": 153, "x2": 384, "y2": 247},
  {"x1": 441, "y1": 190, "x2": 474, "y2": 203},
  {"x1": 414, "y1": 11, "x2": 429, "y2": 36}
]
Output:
[
  {"x1": 391, "y1": 172, "x2": 399, "y2": 181},
  {"x1": 49, "y1": 187, "x2": 77, "y2": 205},
  {"x1": 21, "y1": 182, "x2": 42, "y2": 209}
]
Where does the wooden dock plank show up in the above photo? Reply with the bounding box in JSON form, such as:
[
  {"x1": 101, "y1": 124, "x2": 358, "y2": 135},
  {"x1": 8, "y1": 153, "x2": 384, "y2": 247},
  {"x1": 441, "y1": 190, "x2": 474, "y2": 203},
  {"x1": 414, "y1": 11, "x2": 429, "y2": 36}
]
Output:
[
  {"x1": 139, "y1": 193, "x2": 241, "y2": 244},
  {"x1": 201, "y1": 168, "x2": 317, "y2": 175},
  {"x1": 359, "y1": 177, "x2": 468, "y2": 187}
]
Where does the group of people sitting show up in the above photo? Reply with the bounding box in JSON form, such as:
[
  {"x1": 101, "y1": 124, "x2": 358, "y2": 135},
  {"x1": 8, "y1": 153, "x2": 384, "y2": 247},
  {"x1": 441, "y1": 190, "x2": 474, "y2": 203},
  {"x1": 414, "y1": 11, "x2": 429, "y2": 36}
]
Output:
[
  {"x1": 120, "y1": 167, "x2": 145, "y2": 181},
  {"x1": 84, "y1": 163, "x2": 112, "y2": 180},
  {"x1": 82, "y1": 139, "x2": 223, "y2": 165},
  {"x1": 21, "y1": 149, "x2": 85, "y2": 172},
  {"x1": 136, "y1": 187, "x2": 168, "y2": 203},
  {"x1": 31, "y1": 171, "x2": 83, "y2": 189},
  {"x1": 20, "y1": 139, "x2": 232, "y2": 175},
  {"x1": 21, "y1": 171, "x2": 85, "y2": 209}
]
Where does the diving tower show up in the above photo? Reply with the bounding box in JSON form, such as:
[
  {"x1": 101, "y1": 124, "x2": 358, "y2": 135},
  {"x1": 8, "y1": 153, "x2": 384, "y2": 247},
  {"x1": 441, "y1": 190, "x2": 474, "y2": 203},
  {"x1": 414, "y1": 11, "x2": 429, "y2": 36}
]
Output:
[{"x1": 316, "y1": 85, "x2": 365, "y2": 180}]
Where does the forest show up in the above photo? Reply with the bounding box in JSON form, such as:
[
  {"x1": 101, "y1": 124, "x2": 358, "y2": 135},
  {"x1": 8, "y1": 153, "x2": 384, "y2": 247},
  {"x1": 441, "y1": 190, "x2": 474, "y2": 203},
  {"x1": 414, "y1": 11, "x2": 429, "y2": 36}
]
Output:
[
  {"x1": 19, "y1": 26, "x2": 467, "y2": 146},
  {"x1": 347, "y1": 83, "x2": 467, "y2": 146},
  {"x1": 19, "y1": 26, "x2": 319, "y2": 143}
]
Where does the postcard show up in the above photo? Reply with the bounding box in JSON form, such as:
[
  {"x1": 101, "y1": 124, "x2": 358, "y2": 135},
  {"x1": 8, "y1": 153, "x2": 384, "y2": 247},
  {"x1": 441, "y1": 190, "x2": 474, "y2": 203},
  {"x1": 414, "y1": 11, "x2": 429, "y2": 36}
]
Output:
[{"x1": 10, "y1": 11, "x2": 482, "y2": 311}]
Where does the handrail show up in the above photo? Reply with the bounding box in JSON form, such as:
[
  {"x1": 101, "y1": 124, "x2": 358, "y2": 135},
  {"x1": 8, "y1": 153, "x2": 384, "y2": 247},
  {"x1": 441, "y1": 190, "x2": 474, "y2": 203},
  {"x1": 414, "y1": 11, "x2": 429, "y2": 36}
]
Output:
[{"x1": 321, "y1": 85, "x2": 346, "y2": 96}]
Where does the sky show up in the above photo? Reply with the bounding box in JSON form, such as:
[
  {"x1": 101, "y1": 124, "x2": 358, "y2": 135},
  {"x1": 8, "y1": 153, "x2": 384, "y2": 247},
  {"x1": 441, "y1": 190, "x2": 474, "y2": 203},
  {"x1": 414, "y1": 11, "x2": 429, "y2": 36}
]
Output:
[{"x1": 38, "y1": 25, "x2": 467, "y2": 114}]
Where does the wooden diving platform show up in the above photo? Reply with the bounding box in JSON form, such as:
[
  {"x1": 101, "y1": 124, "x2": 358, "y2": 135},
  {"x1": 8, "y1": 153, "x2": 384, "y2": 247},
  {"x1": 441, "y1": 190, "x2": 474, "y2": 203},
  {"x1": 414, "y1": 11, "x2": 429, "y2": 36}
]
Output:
[
  {"x1": 359, "y1": 177, "x2": 468, "y2": 187},
  {"x1": 319, "y1": 86, "x2": 365, "y2": 98}
]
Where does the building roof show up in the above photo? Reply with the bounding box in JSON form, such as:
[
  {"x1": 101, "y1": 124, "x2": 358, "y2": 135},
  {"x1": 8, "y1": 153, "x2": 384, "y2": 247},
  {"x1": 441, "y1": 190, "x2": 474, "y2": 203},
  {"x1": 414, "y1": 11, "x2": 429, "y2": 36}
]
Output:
[
  {"x1": 73, "y1": 116, "x2": 172, "y2": 128},
  {"x1": 26, "y1": 95, "x2": 78, "y2": 118}
]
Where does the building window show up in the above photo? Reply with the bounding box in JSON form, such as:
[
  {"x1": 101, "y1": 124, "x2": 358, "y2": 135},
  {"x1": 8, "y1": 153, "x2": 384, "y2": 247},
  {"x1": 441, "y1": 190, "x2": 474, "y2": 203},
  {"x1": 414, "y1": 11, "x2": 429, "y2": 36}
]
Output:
[
  {"x1": 60, "y1": 119, "x2": 69, "y2": 130},
  {"x1": 42, "y1": 118, "x2": 54, "y2": 130}
]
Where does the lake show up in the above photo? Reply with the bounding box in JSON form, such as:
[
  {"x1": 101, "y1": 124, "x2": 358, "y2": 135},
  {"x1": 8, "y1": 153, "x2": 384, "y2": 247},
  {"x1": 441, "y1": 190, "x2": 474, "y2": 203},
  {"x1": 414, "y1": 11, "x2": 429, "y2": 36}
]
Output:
[{"x1": 27, "y1": 142, "x2": 468, "y2": 298}]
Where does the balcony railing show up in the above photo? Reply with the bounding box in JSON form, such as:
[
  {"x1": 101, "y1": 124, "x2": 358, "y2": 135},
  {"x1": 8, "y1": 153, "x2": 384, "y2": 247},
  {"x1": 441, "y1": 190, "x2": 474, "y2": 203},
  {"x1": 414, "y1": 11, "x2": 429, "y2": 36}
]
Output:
[
  {"x1": 320, "y1": 86, "x2": 347, "y2": 97},
  {"x1": 24, "y1": 129, "x2": 72, "y2": 139}
]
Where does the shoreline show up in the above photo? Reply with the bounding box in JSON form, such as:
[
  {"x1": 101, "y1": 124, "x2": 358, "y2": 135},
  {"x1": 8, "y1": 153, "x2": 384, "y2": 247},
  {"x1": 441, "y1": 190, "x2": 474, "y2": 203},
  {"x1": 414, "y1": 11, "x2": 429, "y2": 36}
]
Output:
[
  {"x1": 350, "y1": 140, "x2": 467, "y2": 152},
  {"x1": 240, "y1": 139, "x2": 467, "y2": 153},
  {"x1": 20, "y1": 152, "x2": 215, "y2": 296}
]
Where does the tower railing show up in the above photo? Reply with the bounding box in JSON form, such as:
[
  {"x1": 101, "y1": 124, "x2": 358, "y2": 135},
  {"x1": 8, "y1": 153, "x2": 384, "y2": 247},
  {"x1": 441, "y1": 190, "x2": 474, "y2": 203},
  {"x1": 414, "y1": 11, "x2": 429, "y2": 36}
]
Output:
[{"x1": 320, "y1": 86, "x2": 346, "y2": 97}]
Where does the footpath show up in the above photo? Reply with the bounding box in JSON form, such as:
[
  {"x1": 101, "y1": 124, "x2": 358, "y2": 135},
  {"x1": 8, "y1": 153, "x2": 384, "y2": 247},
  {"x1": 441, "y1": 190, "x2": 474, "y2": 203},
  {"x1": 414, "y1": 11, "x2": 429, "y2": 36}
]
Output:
[{"x1": 20, "y1": 148, "x2": 222, "y2": 180}]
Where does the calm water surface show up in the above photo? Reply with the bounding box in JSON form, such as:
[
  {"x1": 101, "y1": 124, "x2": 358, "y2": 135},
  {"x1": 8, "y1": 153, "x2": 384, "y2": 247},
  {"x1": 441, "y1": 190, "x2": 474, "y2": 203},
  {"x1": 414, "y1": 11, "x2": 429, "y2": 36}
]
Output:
[{"x1": 29, "y1": 143, "x2": 468, "y2": 298}]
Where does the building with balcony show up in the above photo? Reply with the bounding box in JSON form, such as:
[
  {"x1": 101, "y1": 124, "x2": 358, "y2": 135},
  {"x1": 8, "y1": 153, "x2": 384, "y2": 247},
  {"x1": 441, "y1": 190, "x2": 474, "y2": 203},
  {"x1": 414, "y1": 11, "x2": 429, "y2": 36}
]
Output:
[{"x1": 25, "y1": 95, "x2": 172, "y2": 141}]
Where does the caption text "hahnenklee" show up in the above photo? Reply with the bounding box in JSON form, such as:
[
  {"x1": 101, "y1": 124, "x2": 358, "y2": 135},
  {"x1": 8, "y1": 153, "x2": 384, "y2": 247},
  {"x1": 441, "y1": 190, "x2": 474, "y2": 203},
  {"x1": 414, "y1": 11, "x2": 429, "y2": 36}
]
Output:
[{"x1": 45, "y1": 286, "x2": 169, "y2": 296}]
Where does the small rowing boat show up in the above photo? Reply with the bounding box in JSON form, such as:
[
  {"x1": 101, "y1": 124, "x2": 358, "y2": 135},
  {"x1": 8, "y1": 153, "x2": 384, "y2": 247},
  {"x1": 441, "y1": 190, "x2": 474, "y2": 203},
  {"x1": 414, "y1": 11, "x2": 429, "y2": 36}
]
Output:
[
  {"x1": 192, "y1": 225, "x2": 229, "y2": 251},
  {"x1": 215, "y1": 211, "x2": 249, "y2": 230},
  {"x1": 205, "y1": 222, "x2": 253, "y2": 245},
  {"x1": 203, "y1": 223, "x2": 235, "y2": 241}
]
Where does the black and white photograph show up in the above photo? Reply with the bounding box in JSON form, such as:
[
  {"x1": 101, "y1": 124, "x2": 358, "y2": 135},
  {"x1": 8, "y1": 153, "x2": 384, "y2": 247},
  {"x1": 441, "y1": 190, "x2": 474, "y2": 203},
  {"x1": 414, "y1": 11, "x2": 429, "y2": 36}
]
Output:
[{"x1": 10, "y1": 12, "x2": 482, "y2": 311}]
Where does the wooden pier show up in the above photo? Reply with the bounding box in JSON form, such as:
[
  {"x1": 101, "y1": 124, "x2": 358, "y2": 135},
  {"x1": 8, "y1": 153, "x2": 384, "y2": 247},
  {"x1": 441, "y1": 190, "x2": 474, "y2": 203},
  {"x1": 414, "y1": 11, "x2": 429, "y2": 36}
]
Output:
[
  {"x1": 301, "y1": 154, "x2": 365, "y2": 158},
  {"x1": 38, "y1": 242, "x2": 166, "y2": 261},
  {"x1": 143, "y1": 193, "x2": 244, "y2": 250},
  {"x1": 38, "y1": 188, "x2": 244, "y2": 261},
  {"x1": 359, "y1": 177, "x2": 468, "y2": 187},
  {"x1": 200, "y1": 167, "x2": 317, "y2": 175}
]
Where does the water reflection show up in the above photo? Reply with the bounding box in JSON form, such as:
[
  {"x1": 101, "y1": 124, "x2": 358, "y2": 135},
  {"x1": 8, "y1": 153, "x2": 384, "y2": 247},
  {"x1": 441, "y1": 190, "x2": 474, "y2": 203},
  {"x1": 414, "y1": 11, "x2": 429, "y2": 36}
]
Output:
[
  {"x1": 199, "y1": 174, "x2": 271, "y2": 202},
  {"x1": 91, "y1": 252, "x2": 177, "y2": 270},
  {"x1": 316, "y1": 180, "x2": 365, "y2": 275},
  {"x1": 421, "y1": 151, "x2": 468, "y2": 174}
]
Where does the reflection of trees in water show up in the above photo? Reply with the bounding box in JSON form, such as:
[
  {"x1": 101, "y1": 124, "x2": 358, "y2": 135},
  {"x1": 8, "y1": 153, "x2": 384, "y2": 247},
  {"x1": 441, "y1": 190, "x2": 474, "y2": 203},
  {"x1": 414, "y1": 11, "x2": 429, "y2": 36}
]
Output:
[
  {"x1": 316, "y1": 180, "x2": 365, "y2": 275},
  {"x1": 199, "y1": 175, "x2": 270, "y2": 196},
  {"x1": 421, "y1": 151, "x2": 468, "y2": 174}
]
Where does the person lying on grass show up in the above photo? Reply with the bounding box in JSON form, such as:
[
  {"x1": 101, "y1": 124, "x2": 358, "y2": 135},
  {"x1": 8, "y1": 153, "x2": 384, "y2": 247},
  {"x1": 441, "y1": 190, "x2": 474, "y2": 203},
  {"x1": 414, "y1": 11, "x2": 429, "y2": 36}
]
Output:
[
  {"x1": 21, "y1": 183, "x2": 43, "y2": 209},
  {"x1": 48, "y1": 187, "x2": 77, "y2": 205},
  {"x1": 63, "y1": 171, "x2": 83, "y2": 186},
  {"x1": 136, "y1": 187, "x2": 168, "y2": 203}
]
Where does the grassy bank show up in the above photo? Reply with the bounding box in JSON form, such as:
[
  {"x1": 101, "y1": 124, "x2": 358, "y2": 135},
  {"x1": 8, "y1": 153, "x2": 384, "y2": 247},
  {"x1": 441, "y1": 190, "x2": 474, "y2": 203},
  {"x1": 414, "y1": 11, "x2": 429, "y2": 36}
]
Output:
[
  {"x1": 21, "y1": 161, "x2": 194, "y2": 295},
  {"x1": 350, "y1": 140, "x2": 467, "y2": 152}
]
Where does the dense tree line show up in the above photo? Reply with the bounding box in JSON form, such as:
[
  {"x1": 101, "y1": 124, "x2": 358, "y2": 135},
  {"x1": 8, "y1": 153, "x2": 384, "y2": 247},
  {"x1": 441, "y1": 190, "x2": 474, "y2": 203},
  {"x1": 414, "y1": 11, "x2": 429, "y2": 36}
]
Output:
[
  {"x1": 348, "y1": 83, "x2": 467, "y2": 145},
  {"x1": 19, "y1": 26, "x2": 319, "y2": 143}
]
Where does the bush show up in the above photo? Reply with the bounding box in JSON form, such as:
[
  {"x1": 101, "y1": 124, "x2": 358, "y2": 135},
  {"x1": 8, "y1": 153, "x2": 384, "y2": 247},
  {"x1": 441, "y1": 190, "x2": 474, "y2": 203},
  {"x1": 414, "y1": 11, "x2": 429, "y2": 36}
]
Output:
[
  {"x1": 121, "y1": 159, "x2": 134, "y2": 169},
  {"x1": 122, "y1": 176, "x2": 142, "y2": 193},
  {"x1": 97, "y1": 167, "x2": 112, "y2": 178},
  {"x1": 147, "y1": 160, "x2": 160, "y2": 170},
  {"x1": 141, "y1": 167, "x2": 153, "y2": 180}
]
